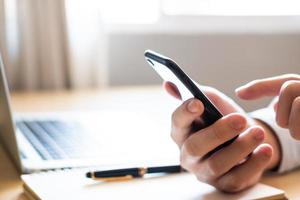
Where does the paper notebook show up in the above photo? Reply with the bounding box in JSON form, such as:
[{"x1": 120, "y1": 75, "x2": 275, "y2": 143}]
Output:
[{"x1": 21, "y1": 169, "x2": 286, "y2": 200}]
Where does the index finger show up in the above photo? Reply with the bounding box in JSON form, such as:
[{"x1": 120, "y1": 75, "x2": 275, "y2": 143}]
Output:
[
  {"x1": 236, "y1": 74, "x2": 300, "y2": 100},
  {"x1": 163, "y1": 81, "x2": 182, "y2": 100}
]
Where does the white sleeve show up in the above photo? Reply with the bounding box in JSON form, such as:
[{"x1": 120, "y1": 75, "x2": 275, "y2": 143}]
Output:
[{"x1": 250, "y1": 108, "x2": 300, "y2": 173}]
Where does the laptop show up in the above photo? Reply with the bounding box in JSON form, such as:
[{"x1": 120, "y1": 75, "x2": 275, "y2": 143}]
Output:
[
  {"x1": 0, "y1": 56, "x2": 144, "y2": 174},
  {"x1": 0, "y1": 56, "x2": 121, "y2": 173}
]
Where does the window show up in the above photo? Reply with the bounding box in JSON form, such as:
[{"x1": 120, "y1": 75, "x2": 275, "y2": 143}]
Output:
[
  {"x1": 99, "y1": 0, "x2": 160, "y2": 24},
  {"x1": 162, "y1": 0, "x2": 300, "y2": 16},
  {"x1": 97, "y1": 0, "x2": 300, "y2": 24}
]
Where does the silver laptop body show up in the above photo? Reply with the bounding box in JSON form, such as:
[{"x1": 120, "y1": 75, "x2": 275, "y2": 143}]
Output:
[{"x1": 0, "y1": 56, "x2": 118, "y2": 173}]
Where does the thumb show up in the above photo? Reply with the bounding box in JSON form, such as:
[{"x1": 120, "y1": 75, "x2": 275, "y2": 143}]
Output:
[{"x1": 235, "y1": 74, "x2": 300, "y2": 100}]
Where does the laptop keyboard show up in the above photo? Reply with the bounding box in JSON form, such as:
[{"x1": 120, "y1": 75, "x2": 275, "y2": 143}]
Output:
[{"x1": 16, "y1": 120, "x2": 97, "y2": 160}]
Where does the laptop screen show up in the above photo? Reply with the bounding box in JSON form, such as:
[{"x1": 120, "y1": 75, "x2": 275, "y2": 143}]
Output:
[{"x1": 0, "y1": 55, "x2": 22, "y2": 172}]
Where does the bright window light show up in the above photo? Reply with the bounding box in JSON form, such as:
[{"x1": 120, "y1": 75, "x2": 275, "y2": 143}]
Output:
[
  {"x1": 99, "y1": 0, "x2": 160, "y2": 24},
  {"x1": 4, "y1": 0, "x2": 19, "y2": 57},
  {"x1": 162, "y1": 0, "x2": 300, "y2": 16}
]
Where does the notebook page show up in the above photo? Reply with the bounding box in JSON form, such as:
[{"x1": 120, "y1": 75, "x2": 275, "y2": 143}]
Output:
[{"x1": 22, "y1": 169, "x2": 285, "y2": 200}]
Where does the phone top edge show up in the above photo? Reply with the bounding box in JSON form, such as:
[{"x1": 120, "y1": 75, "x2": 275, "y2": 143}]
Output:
[
  {"x1": 144, "y1": 50, "x2": 173, "y2": 65},
  {"x1": 144, "y1": 50, "x2": 168, "y2": 59},
  {"x1": 144, "y1": 50, "x2": 182, "y2": 71}
]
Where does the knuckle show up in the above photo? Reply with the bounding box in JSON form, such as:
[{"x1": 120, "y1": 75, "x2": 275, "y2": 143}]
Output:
[
  {"x1": 196, "y1": 173, "x2": 207, "y2": 183},
  {"x1": 211, "y1": 114, "x2": 247, "y2": 144},
  {"x1": 211, "y1": 123, "x2": 224, "y2": 141},
  {"x1": 289, "y1": 97, "x2": 300, "y2": 140},
  {"x1": 237, "y1": 127, "x2": 264, "y2": 152},
  {"x1": 293, "y1": 96, "x2": 300, "y2": 107},
  {"x1": 170, "y1": 130, "x2": 177, "y2": 143},
  {"x1": 196, "y1": 174, "x2": 204, "y2": 182},
  {"x1": 183, "y1": 138, "x2": 200, "y2": 156},
  {"x1": 225, "y1": 183, "x2": 243, "y2": 193},
  {"x1": 206, "y1": 158, "x2": 220, "y2": 178},
  {"x1": 179, "y1": 152, "x2": 189, "y2": 170},
  {"x1": 179, "y1": 149, "x2": 199, "y2": 172},
  {"x1": 222, "y1": 176, "x2": 244, "y2": 193},
  {"x1": 171, "y1": 111, "x2": 180, "y2": 128},
  {"x1": 195, "y1": 166, "x2": 214, "y2": 183},
  {"x1": 281, "y1": 80, "x2": 299, "y2": 96}
]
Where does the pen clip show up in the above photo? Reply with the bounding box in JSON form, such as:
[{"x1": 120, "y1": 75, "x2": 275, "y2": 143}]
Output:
[{"x1": 91, "y1": 175, "x2": 133, "y2": 182}]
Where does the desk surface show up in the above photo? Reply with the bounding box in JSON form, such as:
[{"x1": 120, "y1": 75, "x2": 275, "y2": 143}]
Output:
[{"x1": 0, "y1": 87, "x2": 300, "y2": 200}]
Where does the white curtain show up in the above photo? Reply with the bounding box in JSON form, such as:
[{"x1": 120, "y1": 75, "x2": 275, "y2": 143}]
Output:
[{"x1": 0, "y1": 0, "x2": 108, "y2": 90}]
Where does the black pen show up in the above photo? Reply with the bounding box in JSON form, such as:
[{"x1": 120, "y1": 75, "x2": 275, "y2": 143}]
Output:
[{"x1": 86, "y1": 165, "x2": 182, "y2": 181}]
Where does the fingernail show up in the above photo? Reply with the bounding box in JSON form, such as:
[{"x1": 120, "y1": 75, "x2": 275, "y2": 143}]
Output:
[
  {"x1": 253, "y1": 128, "x2": 264, "y2": 141},
  {"x1": 187, "y1": 99, "x2": 200, "y2": 113},
  {"x1": 229, "y1": 116, "x2": 246, "y2": 131},
  {"x1": 261, "y1": 146, "x2": 272, "y2": 158}
]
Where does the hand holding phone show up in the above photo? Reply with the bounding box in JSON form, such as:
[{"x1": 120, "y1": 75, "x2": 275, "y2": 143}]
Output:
[
  {"x1": 144, "y1": 50, "x2": 236, "y2": 156},
  {"x1": 144, "y1": 50, "x2": 272, "y2": 193}
]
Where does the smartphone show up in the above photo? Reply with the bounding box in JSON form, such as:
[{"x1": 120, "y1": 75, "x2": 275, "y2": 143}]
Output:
[{"x1": 144, "y1": 49, "x2": 236, "y2": 156}]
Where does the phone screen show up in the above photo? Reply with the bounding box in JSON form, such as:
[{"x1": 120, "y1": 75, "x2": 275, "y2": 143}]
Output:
[{"x1": 147, "y1": 58, "x2": 194, "y2": 101}]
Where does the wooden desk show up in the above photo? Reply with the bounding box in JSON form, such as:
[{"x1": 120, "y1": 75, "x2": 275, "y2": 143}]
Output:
[{"x1": 0, "y1": 87, "x2": 300, "y2": 200}]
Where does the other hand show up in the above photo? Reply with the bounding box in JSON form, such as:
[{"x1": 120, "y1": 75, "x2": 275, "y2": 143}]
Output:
[{"x1": 236, "y1": 74, "x2": 300, "y2": 140}]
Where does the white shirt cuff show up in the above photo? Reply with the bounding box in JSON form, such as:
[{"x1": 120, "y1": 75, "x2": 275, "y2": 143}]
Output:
[{"x1": 250, "y1": 108, "x2": 300, "y2": 173}]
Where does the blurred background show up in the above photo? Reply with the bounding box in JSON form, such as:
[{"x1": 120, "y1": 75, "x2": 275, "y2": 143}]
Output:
[{"x1": 1, "y1": 0, "x2": 300, "y2": 111}]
